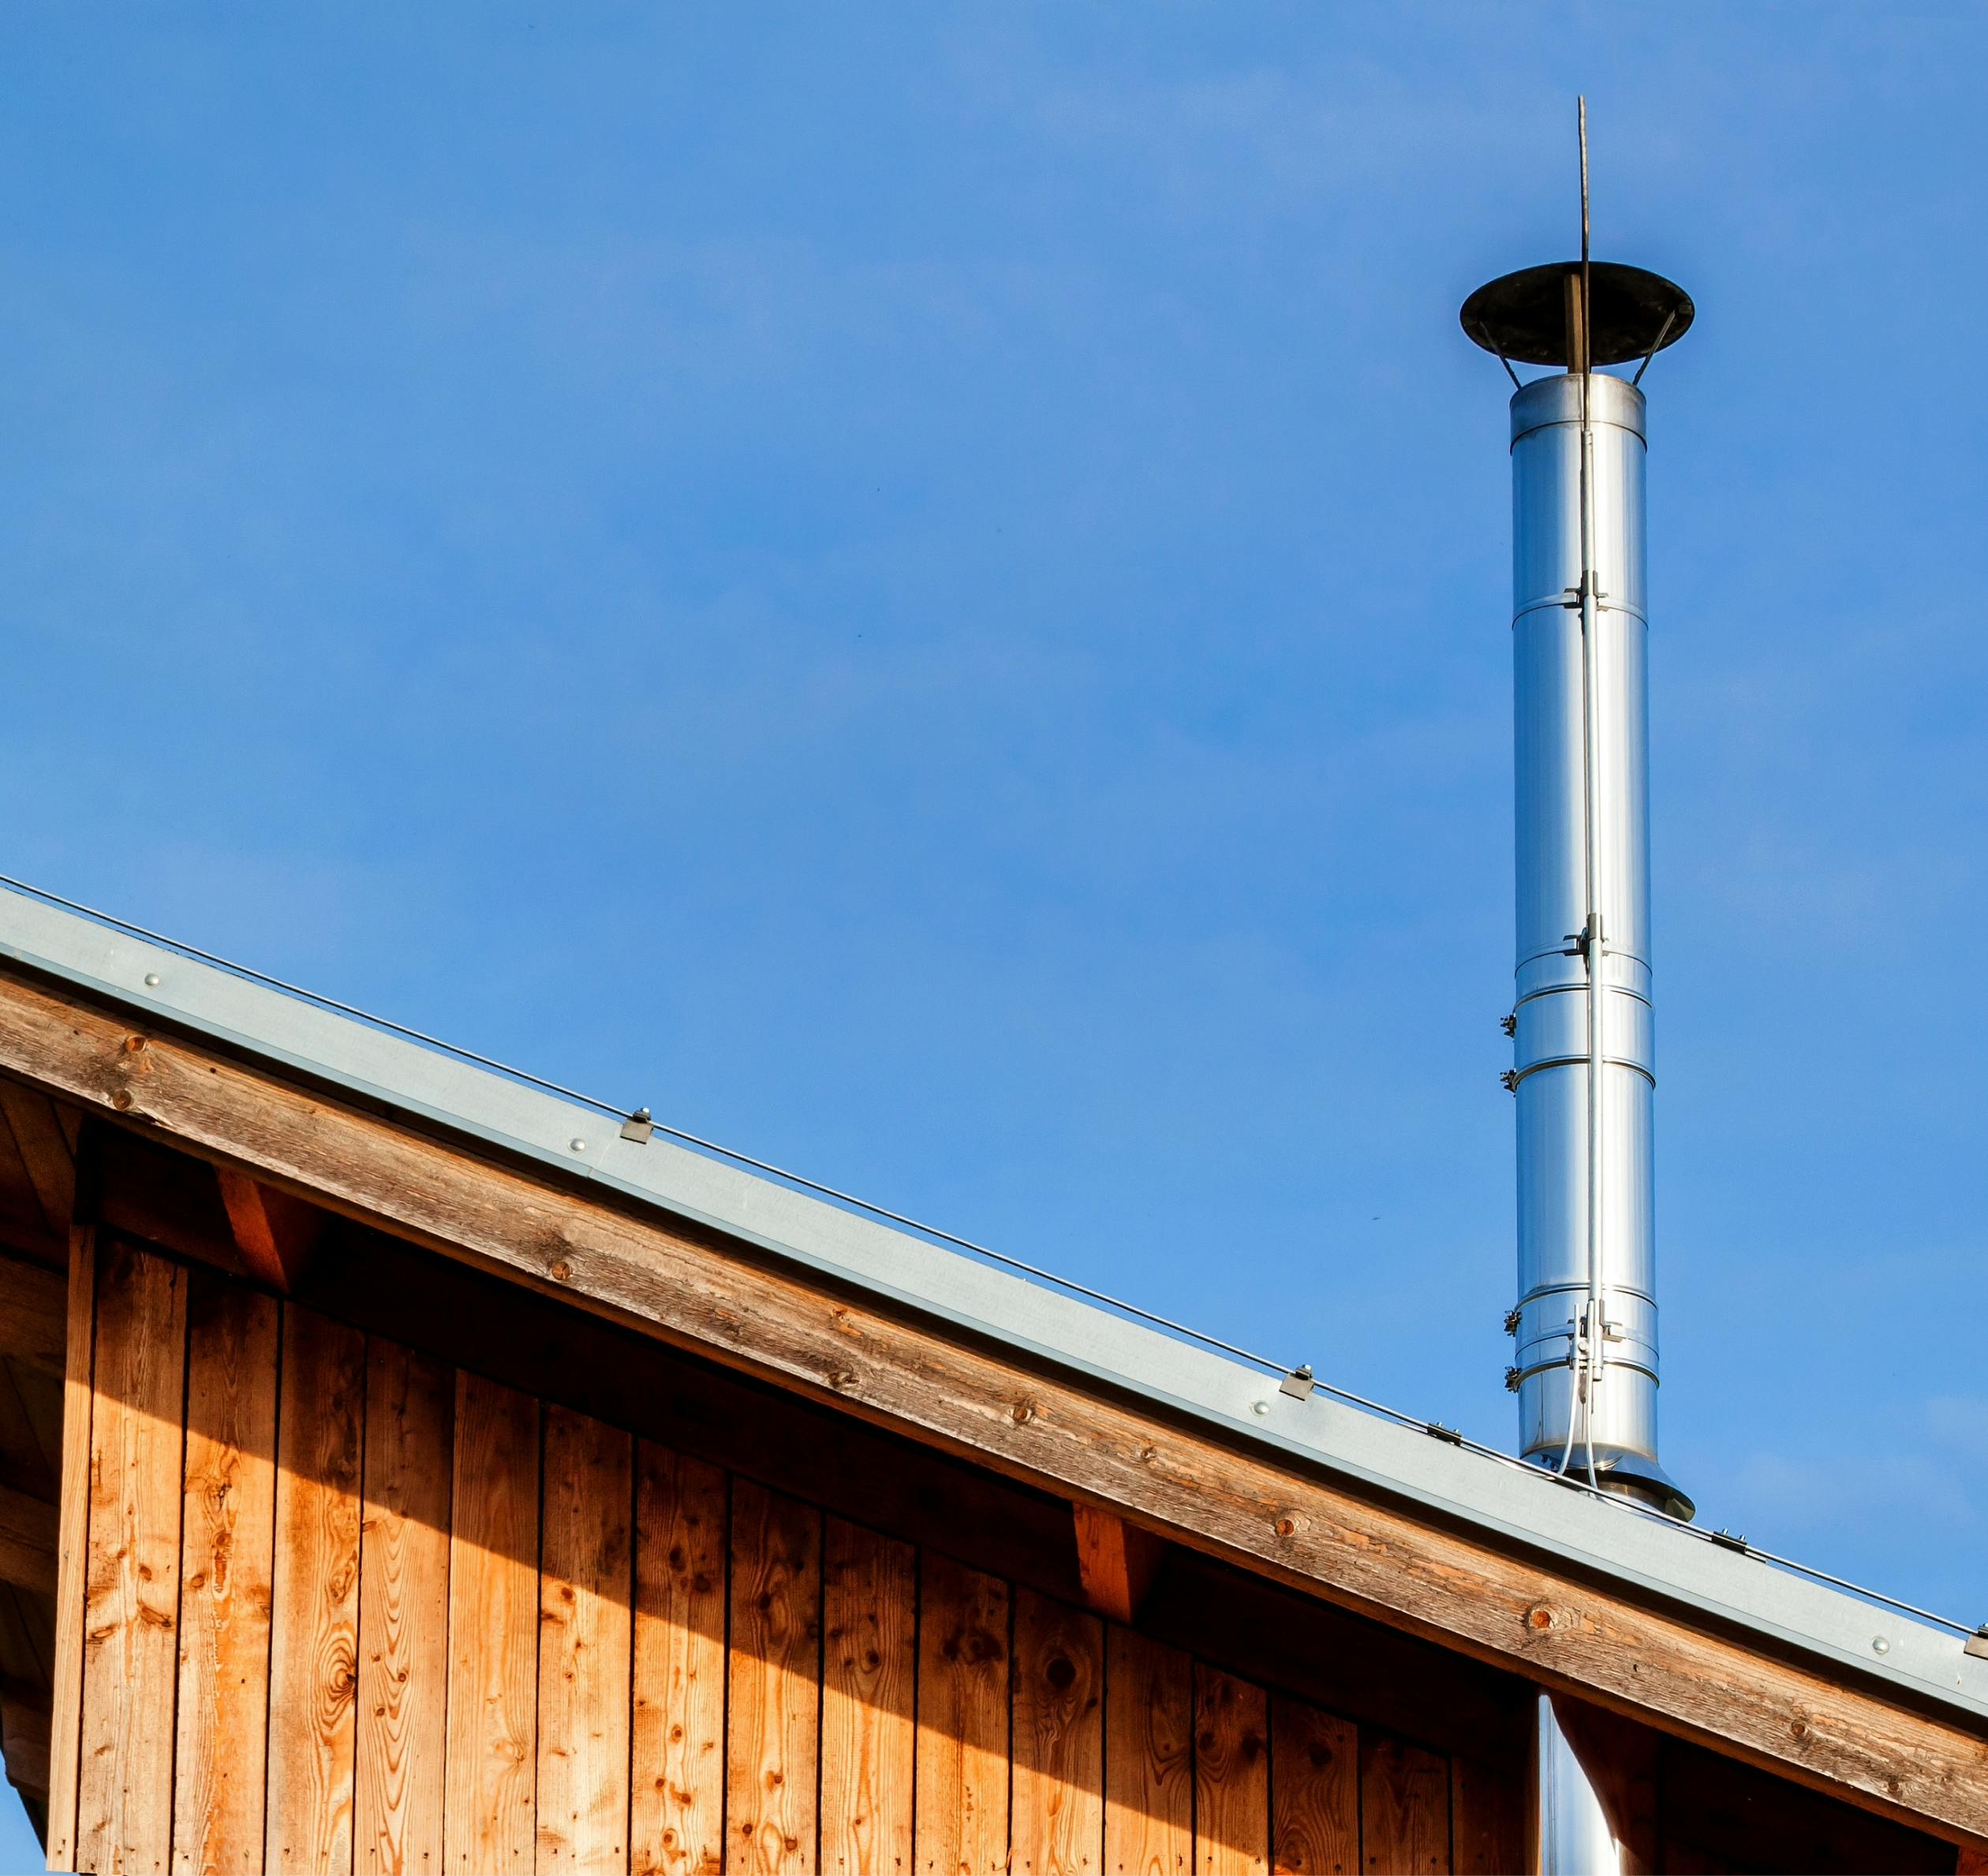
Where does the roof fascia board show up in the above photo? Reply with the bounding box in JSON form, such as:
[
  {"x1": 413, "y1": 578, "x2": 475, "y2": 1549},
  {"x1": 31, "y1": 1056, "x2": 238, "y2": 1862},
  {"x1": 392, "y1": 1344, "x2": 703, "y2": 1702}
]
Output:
[{"x1": 0, "y1": 888, "x2": 1982, "y2": 1731}]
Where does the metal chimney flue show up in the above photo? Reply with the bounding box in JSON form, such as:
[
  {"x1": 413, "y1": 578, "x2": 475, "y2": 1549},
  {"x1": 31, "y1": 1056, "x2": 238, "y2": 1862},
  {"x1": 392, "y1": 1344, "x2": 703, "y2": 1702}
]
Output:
[{"x1": 1461, "y1": 125, "x2": 1695, "y2": 1523}]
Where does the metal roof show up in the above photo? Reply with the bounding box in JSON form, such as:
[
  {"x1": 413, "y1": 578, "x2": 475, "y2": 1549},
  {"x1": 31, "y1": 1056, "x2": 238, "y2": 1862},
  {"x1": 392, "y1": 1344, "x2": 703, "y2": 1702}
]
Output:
[{"x1": 1, "y1": 882, "x2": 1982, "y2": 1727}]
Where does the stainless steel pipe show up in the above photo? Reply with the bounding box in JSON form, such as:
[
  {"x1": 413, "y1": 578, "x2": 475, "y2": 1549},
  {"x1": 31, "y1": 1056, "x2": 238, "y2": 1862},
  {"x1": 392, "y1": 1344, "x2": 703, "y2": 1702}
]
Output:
[
  {"x1": 1535, "y1": 1696, "x2": 1624, "y2": 1874},
  {"x1": 1506, "y1": 371, "x2": 1687, "y2": 1516}
]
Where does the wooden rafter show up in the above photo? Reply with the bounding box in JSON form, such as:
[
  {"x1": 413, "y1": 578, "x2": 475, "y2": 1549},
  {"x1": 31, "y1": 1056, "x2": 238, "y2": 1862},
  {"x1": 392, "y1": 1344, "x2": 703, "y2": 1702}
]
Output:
[
  {"x1": 1071, "y1": 1504, "x2": 1163, "y2": 1624},
  {"x1": 215, "y1": 1166, "x2": 324, "y2": 1293},
  {"x1": 0, "y1": 966, "x2": 1983, "y2": 1850}
]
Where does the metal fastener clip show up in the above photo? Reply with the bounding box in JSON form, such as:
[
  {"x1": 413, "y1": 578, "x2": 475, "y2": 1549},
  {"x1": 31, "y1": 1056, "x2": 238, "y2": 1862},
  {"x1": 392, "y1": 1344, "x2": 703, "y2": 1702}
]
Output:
[{"x1": 620, "y1": 1107, "x2": 655, "y2": 1144}]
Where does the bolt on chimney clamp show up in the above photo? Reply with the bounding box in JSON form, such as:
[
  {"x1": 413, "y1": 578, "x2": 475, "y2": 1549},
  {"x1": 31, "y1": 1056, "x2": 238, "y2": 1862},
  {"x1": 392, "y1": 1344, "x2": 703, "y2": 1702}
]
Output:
[
  {"x1": 1278, "y1": 1365, "x2": 1316, "y2": 1401},
  {"x1": 1502, "y1": 1306, "x2": 1523, "y2": 1336},
  {"x1": 1502, "y1": 1366, "x2": 1523, "y2": 1393},
  {"x1": 1500, "y1": 1069, "x2": 1520, "y2": 1093},
  {"x1": 1500, "y1": 1012, "x2": 1517, "y2": 1037}
]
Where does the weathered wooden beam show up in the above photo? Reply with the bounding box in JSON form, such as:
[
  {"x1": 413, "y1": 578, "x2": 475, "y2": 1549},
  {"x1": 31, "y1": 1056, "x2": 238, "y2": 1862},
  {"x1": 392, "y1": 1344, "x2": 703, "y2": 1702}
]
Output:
[
  {"x1": 0, "y1": 967, "x2": 1984, "y2": 1850},
  {"x1": 0, "y1": 1250, "x2": 64, "y2": 1378},
  {"x1": 0, "y1": 1482, "x2": 55, "y2": 1597},
  {"x1": 1071, "y1": 1504, "x2": 1163, "y2": 1624},
  {"x1": 215, "y1": 1166, "x2": 324, "y2": 1292}
]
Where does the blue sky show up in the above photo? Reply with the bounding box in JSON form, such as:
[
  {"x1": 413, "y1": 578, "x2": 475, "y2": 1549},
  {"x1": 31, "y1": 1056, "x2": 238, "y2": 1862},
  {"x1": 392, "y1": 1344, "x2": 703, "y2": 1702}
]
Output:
[{"x1": 5, "y1": 7, "x2": 1987, "y2": 1861}]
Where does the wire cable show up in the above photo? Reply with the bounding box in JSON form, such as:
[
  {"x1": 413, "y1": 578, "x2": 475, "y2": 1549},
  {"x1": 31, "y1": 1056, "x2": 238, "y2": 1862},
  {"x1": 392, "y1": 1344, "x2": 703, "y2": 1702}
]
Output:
[{"x1": 0, "y1": 869, "x2": 1974, "y2": 1639}]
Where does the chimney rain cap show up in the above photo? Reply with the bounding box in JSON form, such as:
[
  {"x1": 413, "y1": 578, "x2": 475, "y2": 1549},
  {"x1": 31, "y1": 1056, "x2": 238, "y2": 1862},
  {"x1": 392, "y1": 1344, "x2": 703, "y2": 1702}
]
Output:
[{"x1": 1461, "y1": 261, "x2": 1693, "y2": 368}]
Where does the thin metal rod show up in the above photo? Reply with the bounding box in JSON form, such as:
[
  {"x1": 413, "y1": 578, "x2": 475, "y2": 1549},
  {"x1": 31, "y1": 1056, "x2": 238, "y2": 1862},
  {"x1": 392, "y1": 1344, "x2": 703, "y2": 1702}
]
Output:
[
  {"x1": 1478, "y1": 320, "x2": 1523, "y2": 391},
  {"x1": 0, "y1": 872, "x2": 638, "y2": 1119},
  {"x1": 1631, "y1": 308, "x2": 1676, "y2": 387},
  {"x1": 0, "y1": 873, "x2": 1974, "y2": 1638},
  {"x1": 1579, "y1": 98, "x2": 1592, "y2": 348},
  {"x1": 1564, "y1": 95, "x2": 1607, "y2": 1495},
  {"x1": 0, "y1": 872, "x2": 1291, "y2": 1371}
]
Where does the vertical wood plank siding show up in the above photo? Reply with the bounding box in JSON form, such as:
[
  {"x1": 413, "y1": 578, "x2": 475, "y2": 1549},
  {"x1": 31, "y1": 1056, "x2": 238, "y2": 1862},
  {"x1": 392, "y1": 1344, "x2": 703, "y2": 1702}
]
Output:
[
  {"x1": 1270, "y1": 1698, "x2": 1357, "y2": 1876},
  {"x1": 1011, "y1": 1590, "x2": 1104, "y2": 1876},
  {"x1": 820, "y1": 1519, "x2": 915, "y2": 1876},
  {"x1": 444, "y1": 1373, "x2": 540, "y2": 1875},
  {"x1": 1104, "y1": 1628, "x2": 1192, "y2": 1876},
  {"x1": 537, "y1": 1406, "x2": 635, "y2": 1874},
  {"x1": 174, "y1": 1271, "x2": 279, "y2": 1876},
  {"x1": 1356, "y1": 1737, "x2": 1449, "y2": 1876},
  {"x1": 915, "y1": 1553, "x2": 1011, "y2": 1876},
  {"x1": 727, "y1": 1481, "x2": 823, "y2": 1876},
  {"x1": 355, "y1": 1340, "x2": 454, "y2": 1875},
  {"x1": 266, "y1": 1306, "x2": 366, "y2": 1874},
  {"x1": 54, "y1": 1246, "x2": 1518, "y2": 1876},
  {"x1": 77, "y1": 1240, "x2": 188, "y2": 1875},
  {"x1": 1193, "y1": 1667, "x2": 1269, "y2": 1876},
  {"x1": 633, "y1": 1445, "x2": 728, "y2": 1876}
]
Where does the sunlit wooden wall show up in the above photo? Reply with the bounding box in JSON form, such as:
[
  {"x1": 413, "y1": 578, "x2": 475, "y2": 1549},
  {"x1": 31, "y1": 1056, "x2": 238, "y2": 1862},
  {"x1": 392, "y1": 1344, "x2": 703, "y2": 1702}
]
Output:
[{"x1": 48, "y1": 1235, "x2": 1520, "y2": 1876}]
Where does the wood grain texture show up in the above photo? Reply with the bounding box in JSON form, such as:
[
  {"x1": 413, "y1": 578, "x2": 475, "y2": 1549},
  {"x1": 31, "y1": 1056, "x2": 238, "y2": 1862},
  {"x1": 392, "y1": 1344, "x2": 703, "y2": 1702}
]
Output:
[
  {"x1": 1357, "y1": 1736, "x2": 1447, "y2": 1876},
  {"x1": 77, "y1": 1238, "x2": 189, "y2": 1876},
  {"x1": 820, "y1": 1519, "x2": 915, "y2": 1876},
  {"x1": 1444, "y1": 1762, "x2": 1519, "y2": 1876},
  {"x1": 536, "y1": 1403, "x2": 633, "y2": 1874},
  {"x1": 915, "y1": 1552, "x2": 1009, "y2": 1876},
  {"x1": 173, "y1": 1271, "x2": 279, "y2": 1876},
  {"x1": 6, "y1": 974, "x2": 1988, "y2": 1848},
  {"x1": 443, "y1": 1373, "x2": 540, "y2": 1876},
  {"x1": 356, "y1": 1337, "x2": 454, "y2": 1875},
  {"x1": 44, "y1": 1224, "x2": 95, "y2": 1874},
  {"x1": 727, "y1": 1478, "x2": 823, "y2": 1876},
  {"x1": 266, "y1": 1304, "x2": 365, "y2": 1874},
  {"x1": 631, "y1": 1443, "x2": 727, "y2": 1876},
  {"x1": 1194, "y1": 1667, "x2": 1269, "y2": 1876},
  {"x1": 1012, "y1": 1590, "x2": 1103, "y2": 1876},
  {"x1": 1104, "y1": 1629, "x2": 1190, "y2": 1876},
  {"x1": 1270, "y1": 1700, "x2": 1356, "y2": 1876}
]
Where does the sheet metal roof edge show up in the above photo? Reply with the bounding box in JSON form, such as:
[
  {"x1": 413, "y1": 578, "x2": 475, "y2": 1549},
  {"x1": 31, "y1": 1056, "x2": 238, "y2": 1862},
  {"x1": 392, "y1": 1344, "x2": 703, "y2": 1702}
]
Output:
[{"x1": 2, "y1": 887, "x2": 1982, "y2": 1726}]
